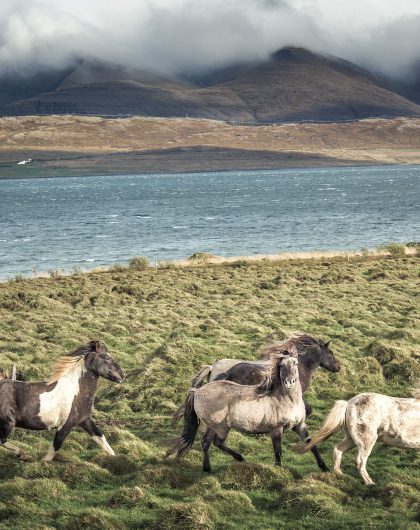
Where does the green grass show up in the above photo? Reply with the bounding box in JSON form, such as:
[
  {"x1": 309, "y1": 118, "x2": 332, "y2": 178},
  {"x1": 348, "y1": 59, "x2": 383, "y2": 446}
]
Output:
[{"x1": 0, "y1": 254, "x2": 419, "y2": 529}]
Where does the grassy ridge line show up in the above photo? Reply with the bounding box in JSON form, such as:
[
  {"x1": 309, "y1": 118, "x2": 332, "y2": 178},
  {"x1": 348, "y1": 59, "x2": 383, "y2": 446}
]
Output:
[
  {"x1": 6, "y1": 245, "x2": 417, "y2": 282},
  {"x1": 0, "y1": 254, "x2": 419, "y2": 528}
]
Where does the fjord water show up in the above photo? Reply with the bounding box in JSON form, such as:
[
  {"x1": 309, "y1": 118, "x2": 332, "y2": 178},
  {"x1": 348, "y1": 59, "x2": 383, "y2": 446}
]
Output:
[{"x1": 0, "y1": 165, "x2": 419, "y2": 279}]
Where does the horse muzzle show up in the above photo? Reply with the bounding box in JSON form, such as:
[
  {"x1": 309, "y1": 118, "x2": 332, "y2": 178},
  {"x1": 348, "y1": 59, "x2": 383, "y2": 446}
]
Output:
[
  {"x1": 108, "y1": 370, "x2": 125, "y2": 383},
  {"x1": 283, "y1": 378, "x2": 296, "y2": 389}
]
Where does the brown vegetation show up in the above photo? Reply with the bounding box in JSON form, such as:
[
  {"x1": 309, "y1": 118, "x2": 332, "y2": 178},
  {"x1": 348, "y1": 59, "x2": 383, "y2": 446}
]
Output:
[{"x1": 0, "y1": 115, "x2": 420, "y2": 176}]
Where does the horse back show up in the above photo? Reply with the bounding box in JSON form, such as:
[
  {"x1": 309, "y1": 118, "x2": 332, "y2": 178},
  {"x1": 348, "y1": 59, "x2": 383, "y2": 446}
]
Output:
[
  {"x1": 0, "y1": 380, "x2": 50, "y2": 430},
  {"x1": 211, "y1": 360, "x2": 269, "y2": 385},
  {"x1": 221, "y1": 363, "x2": 268, "y2": 385},
  {"x1": 347, "y1": 393, "x2": 420, "y2": 449},
  {"x1": 383, "y1": 397, "x2": 420, "y2": 448}
]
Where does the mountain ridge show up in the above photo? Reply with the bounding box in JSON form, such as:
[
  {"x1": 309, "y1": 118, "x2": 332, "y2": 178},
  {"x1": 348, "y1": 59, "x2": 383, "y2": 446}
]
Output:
[{"x1": 1, "y1": 48, "x2": 419, "y2": 122}]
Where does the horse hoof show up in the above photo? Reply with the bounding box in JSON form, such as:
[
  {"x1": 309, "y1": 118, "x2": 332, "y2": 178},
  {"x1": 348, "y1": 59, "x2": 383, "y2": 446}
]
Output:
[
  {"x1": 236, "y1": 455, "x2": 244, "y2": 462},
  {"x1": 365, "y1": 481, "x2": 376, "y2": 486},
  {"x1": 320, "y1": 464, "x2": 330, "y2": 472}
]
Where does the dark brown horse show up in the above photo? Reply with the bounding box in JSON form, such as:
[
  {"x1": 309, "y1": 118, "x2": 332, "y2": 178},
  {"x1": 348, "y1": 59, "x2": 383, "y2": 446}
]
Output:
[
  {"x1": 173, "y1": 335, "x2": 340, "y2": 471},
  {"x1": 0, "y1": 341, "x2": 125, "y2": 461}
]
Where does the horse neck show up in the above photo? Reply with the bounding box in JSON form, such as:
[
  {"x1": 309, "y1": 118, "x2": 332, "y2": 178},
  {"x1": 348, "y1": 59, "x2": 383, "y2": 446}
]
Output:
[
  {"x1": 299, "y1": 349, "x2": 322, "y2": 391},
  {"x1": 78, "y1": 369, "x2": 99, "y2": 397}
]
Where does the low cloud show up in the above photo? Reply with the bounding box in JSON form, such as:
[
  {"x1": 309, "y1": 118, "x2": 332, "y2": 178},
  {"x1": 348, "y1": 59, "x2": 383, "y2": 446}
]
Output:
[{"x1": 0, "y1": 0, "x2": 419, "y2": 79}]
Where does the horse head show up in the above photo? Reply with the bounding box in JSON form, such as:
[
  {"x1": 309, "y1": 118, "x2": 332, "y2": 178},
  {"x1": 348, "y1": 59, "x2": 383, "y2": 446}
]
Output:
[
  {"x1": 318, "y1": 340, "x2": 340, "y2": 373},
  {"x1": 274, "y1": 345, "x2": 299, "y2": 390},
  {"x1": 84, "y1": 341, "x2": 125, "y2": 383}
]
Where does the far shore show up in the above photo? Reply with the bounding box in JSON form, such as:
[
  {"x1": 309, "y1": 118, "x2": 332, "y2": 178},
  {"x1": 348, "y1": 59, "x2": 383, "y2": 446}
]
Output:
[{"x1": 0, "y1": 115, "x2": 419, "y2": 177}]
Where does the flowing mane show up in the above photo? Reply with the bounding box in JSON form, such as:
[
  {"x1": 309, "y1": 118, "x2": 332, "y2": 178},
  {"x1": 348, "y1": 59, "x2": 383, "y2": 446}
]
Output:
[
  {"x1": 259, "y1": 334, "x2": 322, "y2": 360},
  {"x1": 47, "y1": 344, "x2": 91, "y2": 384},
  {"x1": 256, "y1": 354, "x2": 287, "y2": 396}
]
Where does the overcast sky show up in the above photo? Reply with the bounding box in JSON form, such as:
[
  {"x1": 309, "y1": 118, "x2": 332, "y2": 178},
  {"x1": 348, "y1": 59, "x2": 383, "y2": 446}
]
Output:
[{"x1": 1, "y1": 0, "x2": 420, "y2": 78}]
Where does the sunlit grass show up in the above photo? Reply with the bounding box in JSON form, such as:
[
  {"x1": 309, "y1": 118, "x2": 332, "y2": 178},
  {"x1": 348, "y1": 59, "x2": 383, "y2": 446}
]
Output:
[{"x1": 0, "y1": 254, "x2": 419, "y2": 528}]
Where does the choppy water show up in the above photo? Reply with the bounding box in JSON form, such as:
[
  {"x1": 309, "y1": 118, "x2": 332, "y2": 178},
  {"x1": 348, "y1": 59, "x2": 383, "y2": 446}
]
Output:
[{"x1": 0, "y1": 165, "x2": 419, "y2": 279}]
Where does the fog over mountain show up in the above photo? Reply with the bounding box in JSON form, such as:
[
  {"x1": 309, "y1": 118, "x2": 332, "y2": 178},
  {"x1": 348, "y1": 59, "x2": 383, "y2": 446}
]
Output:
[{"x1": 1, "y1": 0, "x2": 420, "y2": 80}]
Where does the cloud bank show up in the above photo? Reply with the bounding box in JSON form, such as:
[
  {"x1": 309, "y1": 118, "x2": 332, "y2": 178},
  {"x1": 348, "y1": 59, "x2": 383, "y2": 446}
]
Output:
[{"x1": 1, "y1": 0, "x2": 419, "y2": 79}]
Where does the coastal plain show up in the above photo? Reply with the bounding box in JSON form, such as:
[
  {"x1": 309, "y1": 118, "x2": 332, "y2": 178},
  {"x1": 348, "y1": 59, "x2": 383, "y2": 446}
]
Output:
[
  {"x1": 0, "y1": 253, "x2": 419, "y2": 528},
  {"x1": 1, "y1": 116, "x2": 420, "y2": 177}
]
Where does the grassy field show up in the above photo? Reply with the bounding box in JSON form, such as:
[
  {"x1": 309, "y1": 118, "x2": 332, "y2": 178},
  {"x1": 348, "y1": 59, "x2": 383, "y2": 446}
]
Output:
[{"x1": 0, "y1": 254, "x2": 419, "y2": 529}]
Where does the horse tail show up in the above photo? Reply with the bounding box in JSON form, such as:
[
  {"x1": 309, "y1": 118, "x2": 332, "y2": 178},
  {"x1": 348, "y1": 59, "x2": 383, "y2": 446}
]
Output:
[
  {"x1": 296, "y1": 400, "x2": 348, "y2": 453},
  {"x1": 190, "y1": 365, "x2": 212, "y2": 388},
  {"x1": 171, "y1": 365, "x2": 212, "y2": 425},
  {"x1": 167, "y1": 389, "x2": 200, "y2": 461}
]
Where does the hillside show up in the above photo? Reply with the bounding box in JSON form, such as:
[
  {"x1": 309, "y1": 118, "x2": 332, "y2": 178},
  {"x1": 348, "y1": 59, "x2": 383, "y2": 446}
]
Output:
[
  {"x1": 1, "y1": 115, "x2": 419, "y2": 177},
  {"x1": 1, "y1": 48, "x2": 419, "y2": 122},
  {"x1": 0, "y1": 254, "x2": 418, "y2": 528}
]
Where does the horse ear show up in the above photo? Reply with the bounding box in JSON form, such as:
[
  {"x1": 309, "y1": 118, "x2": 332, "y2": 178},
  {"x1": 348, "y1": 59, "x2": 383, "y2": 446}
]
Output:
[
  {"x1": 324, "y1": 340, "x2": 331, "y2": 348},
  {"x1": 89, "y1": 340, "x2": 101, "y2": 353}
]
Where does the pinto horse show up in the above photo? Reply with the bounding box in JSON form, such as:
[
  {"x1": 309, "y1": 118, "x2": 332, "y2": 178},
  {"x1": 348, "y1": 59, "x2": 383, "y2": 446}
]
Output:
[{"x1": 0, "y1": 341, "x2": 125, "y2": 462}]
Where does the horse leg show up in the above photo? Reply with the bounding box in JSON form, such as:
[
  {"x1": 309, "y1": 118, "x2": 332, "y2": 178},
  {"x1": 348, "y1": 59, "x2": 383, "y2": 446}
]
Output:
[
  {"x1": 346, "y1": 425, "x2": 377, "y2": 485},
  {"x1": 271, "y1": 426, "x2": 283, "y2": 466},
  {"x1": 0, "y1": 419, "x2": 25, "y2": 459},
  {"x1": 303, "y1": 398, "x2": 313, "y2": 418},
  {"x1": 355, "y1": 438, "x2": 376, "y2": 486},
  {"x1": 79, "y1": 418, "x2": 115, "y2": 456},
  {"x1": 213, "y1": 433, "x2": 244, "y2": 462},
  {"x1": 293, "y1": 422, "x2": 329, "y2": 472},
  {"x1": 43, "y1": 423, "x2": 73, "y2": 462},
  {"x1": 333, "y1": 434, "x2": 355, "y2": 474},
  {"x1": 201, "y1": 428, "x2": 215, "y2": 473}
]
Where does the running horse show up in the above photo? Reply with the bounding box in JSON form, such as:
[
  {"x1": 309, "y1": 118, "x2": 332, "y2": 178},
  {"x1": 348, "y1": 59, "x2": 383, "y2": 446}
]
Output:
[
  {"x1": 172, "y1": 335, "x2": 340, "y2": 471},
  {"x1": 0, "y1": 341, "x2": 125, "y2": 461},
  {"x1": 297, "y1": 391, "x2": 420, "y2": 484},
  {"x1": 169, "y1": 348, "x2": 307, "y2": 472}
]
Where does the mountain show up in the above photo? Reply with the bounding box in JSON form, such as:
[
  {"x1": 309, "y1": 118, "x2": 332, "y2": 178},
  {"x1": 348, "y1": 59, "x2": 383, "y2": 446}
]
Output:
[
  {"x1": 377, "y1": 61, "x2": 420, "y2": 106},
  {"x1": 1, "y1": 48, "x2": 419, "y2": 122}
]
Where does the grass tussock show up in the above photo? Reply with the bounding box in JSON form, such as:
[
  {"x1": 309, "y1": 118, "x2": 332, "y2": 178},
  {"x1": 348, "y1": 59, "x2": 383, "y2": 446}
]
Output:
[
  {"x1": 0, "y1": 254, "x2": 419, "y2": 528},
  {"x1": 157, "y1": 500, "x2": 216, "y2": 530}
]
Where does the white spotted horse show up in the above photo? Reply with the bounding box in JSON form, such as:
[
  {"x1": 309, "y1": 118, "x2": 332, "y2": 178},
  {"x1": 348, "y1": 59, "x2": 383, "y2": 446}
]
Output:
[{"x1": 298, "y1": 392, "x2": 420, "y2": 485}]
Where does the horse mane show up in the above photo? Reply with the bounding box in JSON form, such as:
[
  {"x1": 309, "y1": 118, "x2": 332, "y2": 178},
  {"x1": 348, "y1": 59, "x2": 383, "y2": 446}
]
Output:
[
  {"x1": 47, "y1": 343, "x2": 93, "y2": 384},
  {"x1": 256, "y1": 353, "x2": 290, "y2": 396},
  {"x1": 259, "y1": 334, "x2": 321, "y2": 360}
]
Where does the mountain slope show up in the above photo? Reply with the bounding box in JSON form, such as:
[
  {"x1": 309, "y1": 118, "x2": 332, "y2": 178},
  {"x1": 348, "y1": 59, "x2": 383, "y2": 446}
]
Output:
[
  {"x1": 1, "y1": 49, "x2": 419, "y2": 122},
  {"x1": 218, "y1": 48, "x2": 420, "y2": 121}
]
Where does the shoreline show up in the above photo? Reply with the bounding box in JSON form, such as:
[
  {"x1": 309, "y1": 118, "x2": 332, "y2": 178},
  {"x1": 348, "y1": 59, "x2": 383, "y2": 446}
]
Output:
[
  {"x1": 0, "y1": 160, "x2": 399, "y2": 181},
  {"x1": 2, "y1": 246, "x2": 416, "y2": 283},
  {"x1": 0, "y1": 148, "x2": 386, "y2": 180}
]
